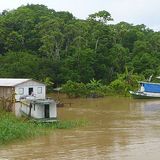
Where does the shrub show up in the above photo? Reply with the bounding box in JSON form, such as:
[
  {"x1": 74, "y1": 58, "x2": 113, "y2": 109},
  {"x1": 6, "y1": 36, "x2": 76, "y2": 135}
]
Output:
[
  {"x1": 108, "y1": 72, "x2": 145, "y2": 95},
  {"x1": 109, "y1": 79, "x2": 126, "y2": 94},
  {"x1": 86, "y1": 79, "x2": 107, "y2": 97},
  {"x1": 61, "y1": 80, "x2": 87, "y2": 97},
  {"x1": 62, "y1": 79, "x2": 108, "y2": 98},
  {"x1": 0, "y1": 111, "x2": 40, "y2": 144}
]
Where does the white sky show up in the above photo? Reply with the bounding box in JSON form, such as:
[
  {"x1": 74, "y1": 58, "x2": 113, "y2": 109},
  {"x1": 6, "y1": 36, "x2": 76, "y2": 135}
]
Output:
[{"x1": 0, "y1": 0, "x2": 160, "y2": 31}]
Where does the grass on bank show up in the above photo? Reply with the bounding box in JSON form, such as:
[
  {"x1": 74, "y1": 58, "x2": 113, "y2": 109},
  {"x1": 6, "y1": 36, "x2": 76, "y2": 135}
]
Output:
[{"x1": 0, "y1": 110, "x2": 87, "y2": 145}]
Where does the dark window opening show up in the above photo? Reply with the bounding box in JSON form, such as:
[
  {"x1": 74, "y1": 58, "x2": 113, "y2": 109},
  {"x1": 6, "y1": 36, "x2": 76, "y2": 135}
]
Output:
[
  {"x1": 29, "y1": 88, "x2": 33, "y2": 95},
  {"x1": 44, "y1": 104, "x2": 50, "y2": 118}
]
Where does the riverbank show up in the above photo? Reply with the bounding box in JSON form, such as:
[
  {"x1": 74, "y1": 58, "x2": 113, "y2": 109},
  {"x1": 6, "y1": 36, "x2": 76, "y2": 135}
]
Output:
[{"x1": 0, "y1": 110, "x2": 87, "y2": 145}]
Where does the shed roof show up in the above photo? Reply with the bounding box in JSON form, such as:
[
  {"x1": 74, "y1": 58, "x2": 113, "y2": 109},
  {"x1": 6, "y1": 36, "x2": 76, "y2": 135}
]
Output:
[{"x1": 0, "y1": 78, "x2": 31, "y2": 87}]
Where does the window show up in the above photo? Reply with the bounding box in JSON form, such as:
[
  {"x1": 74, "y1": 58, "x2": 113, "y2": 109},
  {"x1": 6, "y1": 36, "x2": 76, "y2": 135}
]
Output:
[
  {"x1": 29, "y1": 88, "x2": 33, "y2": 95},
  {"x1": 37, "y1": 87, "x2": 42, "y2": 94},
  {"x1": 19, "y1": 88, "x2": 24, "y2": 95}
]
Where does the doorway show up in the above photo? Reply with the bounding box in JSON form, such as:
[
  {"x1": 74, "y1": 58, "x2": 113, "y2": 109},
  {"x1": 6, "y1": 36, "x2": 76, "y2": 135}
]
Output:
[
  {"x1": 29, "y1": 88, "x2": 33, "y2": 95},
  {"x1": 44, "y1": 104, "x2": 50, "y2": 118}
]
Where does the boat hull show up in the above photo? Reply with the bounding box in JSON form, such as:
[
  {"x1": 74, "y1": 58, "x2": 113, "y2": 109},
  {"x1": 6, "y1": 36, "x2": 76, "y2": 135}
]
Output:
[{"x1": 129, "y1": 91, "x2": 160, "y2": 99}]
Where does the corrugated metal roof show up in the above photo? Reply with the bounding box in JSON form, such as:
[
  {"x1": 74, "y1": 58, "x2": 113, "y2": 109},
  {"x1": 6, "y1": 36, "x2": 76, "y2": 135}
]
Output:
[{"x1": 0, "y1": 78, "x2": 31, "y2": 86}]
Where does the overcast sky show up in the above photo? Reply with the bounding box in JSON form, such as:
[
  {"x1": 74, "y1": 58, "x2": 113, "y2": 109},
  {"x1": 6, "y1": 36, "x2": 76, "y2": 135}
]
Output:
[{"x1": 0, "y1": 0, "x2": 160, "y2": 31}]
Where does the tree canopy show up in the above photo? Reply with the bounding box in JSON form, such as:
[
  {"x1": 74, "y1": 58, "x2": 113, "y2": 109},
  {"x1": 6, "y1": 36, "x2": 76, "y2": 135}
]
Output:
[{"x1": 0, "y1": 4, "x2": 159, "y2": 87}]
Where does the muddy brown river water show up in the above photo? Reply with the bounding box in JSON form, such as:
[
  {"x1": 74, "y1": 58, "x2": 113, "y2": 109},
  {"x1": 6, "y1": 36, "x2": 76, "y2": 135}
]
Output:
[{"x1": 1, "y1": 96, "x2": 160, "y2": 160}]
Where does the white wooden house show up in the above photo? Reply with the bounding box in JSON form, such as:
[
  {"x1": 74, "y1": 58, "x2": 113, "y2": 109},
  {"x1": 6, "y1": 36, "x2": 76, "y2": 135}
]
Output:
[
  {"x1": 0, "y1": 78, "x2": 46, "y2": 101},
  {"x1": 0, "y1": 78, "x2": 57, "y2": 121}
]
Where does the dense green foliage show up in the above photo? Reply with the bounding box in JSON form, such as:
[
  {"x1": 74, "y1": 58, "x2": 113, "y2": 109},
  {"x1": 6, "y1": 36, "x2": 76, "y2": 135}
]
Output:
[
  {"x1": 62, "y1": 79, "x2": 109, "y2": 97},
  {"x1": 108, "y1": 70, "x2": 145, "y2": 95},
  {"x1": 62, "y1": 72, "x2": 144, "y2": 97},
  {"x1": 0, "y1": 110, "x2": 87, "y2": 145},
  {"x1": 0, "y1": 4, "x2": 159, "y2": 89}
]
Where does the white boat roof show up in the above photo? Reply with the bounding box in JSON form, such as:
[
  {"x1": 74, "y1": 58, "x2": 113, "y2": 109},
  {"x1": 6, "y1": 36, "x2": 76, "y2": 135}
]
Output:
[
  {"x1": 139, "y1": 81, "x2": 160, "y2": 85},
  {"x1": 0, "y1": 78, "x2": 31, "y2": 87}
]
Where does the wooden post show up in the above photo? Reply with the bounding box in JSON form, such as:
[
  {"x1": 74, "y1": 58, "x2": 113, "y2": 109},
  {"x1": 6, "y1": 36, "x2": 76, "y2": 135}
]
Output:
[{"x1": 28, "y1": 103, "x2": 32, "y2": 117}]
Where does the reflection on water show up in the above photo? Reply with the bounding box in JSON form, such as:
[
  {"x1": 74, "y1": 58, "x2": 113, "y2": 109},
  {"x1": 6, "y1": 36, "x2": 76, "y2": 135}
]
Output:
[{"x1": 1, "y1": 96, "x2": 160, "y2": 159}]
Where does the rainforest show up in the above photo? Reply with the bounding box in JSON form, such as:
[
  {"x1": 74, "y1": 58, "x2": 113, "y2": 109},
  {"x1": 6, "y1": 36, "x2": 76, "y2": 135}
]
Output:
[{"x1": 0, "y1": 4, "x2": 159, "y2": 95}]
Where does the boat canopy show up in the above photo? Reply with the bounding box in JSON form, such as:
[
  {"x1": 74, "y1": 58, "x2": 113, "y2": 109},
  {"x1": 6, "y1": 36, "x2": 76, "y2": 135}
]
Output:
[{"x1": 142, "y1": 82, "x2": 160, "y2": 93}]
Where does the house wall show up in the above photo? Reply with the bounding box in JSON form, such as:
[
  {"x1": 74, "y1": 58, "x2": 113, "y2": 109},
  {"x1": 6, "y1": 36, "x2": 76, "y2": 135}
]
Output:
[
  {"x1": 20, "y1": 102, "x2": 41, "y2": 118},
  {"x1": 0, "y1": 87, "x2": 14, "y2": 99},
  {"x1": 15, "y1": 80, "x2": 46, "y2": 101},
  {"x1": 33, "y1": 102, "x2": 57, "y2": 118},
  {"x1": 50, "y1": 101, "x2": 57, "y2": 118},
  {"x1": 0, "y1": 87, "x2": 15, "y2": 111},
  {"x1": 20, "y1": 102, "x2": 30, "y2": 115},
  {"x1": 20, "y1": 101, "x2": 57, "y2": 119},
  {"x1": 32, "y1": 104, "x2": 44, "y2": 118},
  {"x1": 15, "y1": 102, "x2": 21, "y2": 117}
]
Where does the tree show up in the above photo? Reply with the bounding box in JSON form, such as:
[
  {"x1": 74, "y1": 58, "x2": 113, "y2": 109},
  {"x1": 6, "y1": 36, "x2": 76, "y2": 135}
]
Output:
[
  {"x1": 0, "y1": 4, "x2": 160, "y2": 88},
  {"x1": 0, "y1": 51, "x2": 54, "y2": 80},
  {"x1": 88, "y1": 10, "x2": 113, "y2": 24}
]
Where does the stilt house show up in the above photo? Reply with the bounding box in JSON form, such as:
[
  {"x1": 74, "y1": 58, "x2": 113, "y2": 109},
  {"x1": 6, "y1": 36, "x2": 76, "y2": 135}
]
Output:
[{"x1": 0, "y1": 78, "x2": 57, "y2": 121}]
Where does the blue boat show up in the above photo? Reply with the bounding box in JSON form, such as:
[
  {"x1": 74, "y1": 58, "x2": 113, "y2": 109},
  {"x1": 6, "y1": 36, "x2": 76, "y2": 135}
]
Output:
[{"x1": 129, "y1": 81, "x2": 160, "y2": 99}]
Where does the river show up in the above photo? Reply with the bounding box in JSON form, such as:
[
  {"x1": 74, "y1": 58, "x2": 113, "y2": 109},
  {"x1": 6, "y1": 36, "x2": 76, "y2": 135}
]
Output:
[{"x1": 1, "y1": 96, "x2": 160, "y2": 160}]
